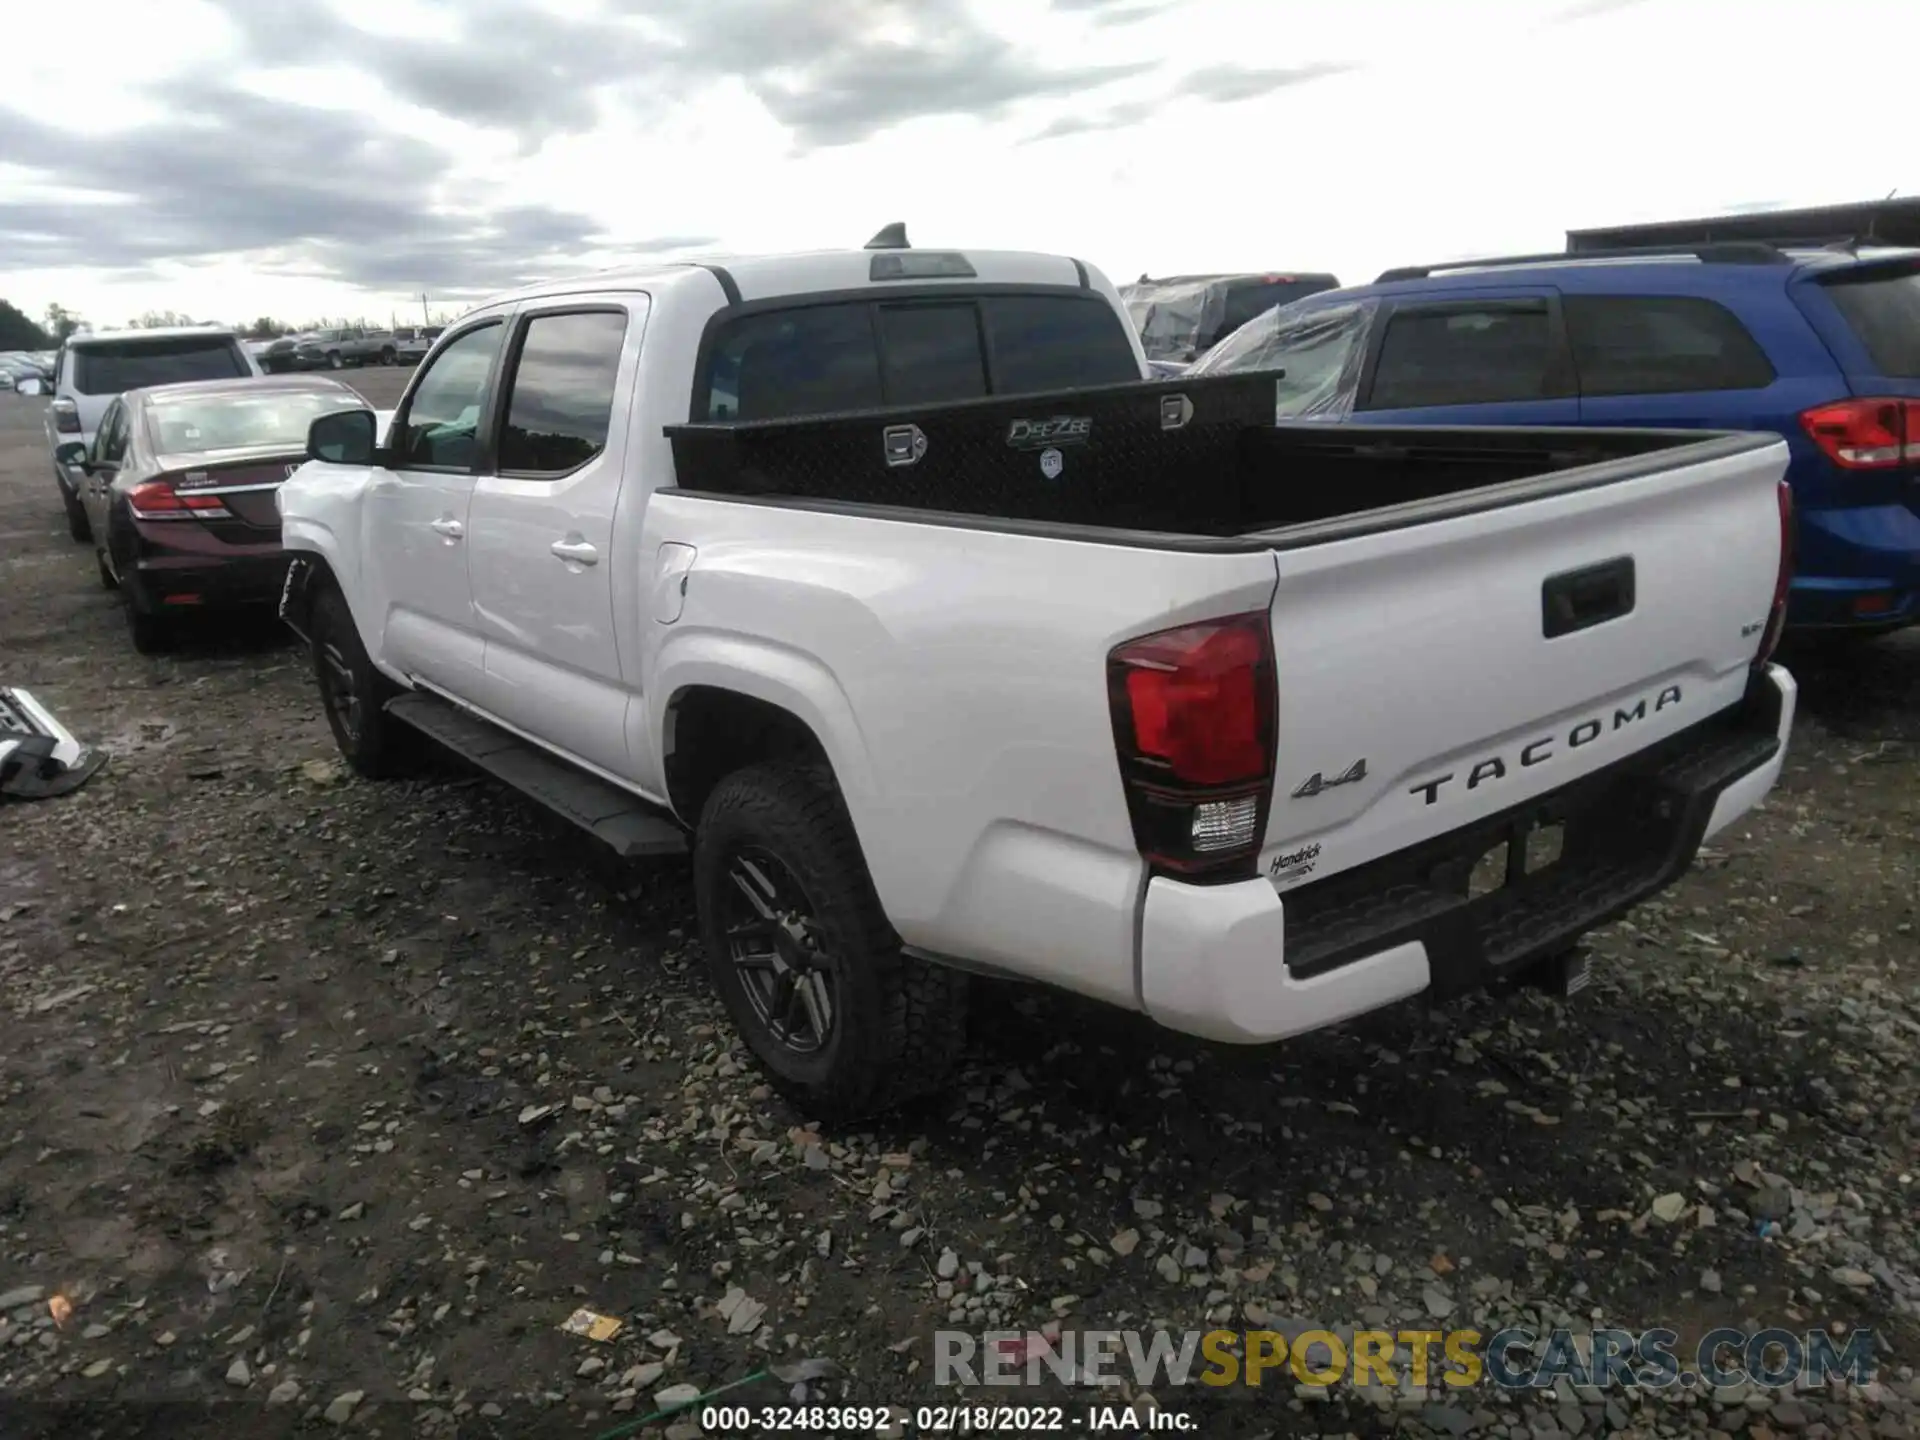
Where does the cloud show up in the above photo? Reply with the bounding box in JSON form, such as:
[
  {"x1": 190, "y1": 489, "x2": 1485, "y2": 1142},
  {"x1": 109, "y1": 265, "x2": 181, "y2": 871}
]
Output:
[
  {"x1": 1028, "y1": 100, "x2": 1159, "y2": 143},
  {"x1": 204, "y1": 0, "x2": 1160, "y2": 152},
  {"x1": 0, "y1": 87, "x2": 701, "y2": 296},
  {"x1": 1047, "y1": 0, "x2": 1179, "y2": 24},
  {"x1": 1553, "y1": 0, "x2": 1653, "y2": 20},
  {"x1": 1024, "y1": 60, "x2": 1353, "y2": 142},
  {"x1": 1172, "y1": 62, "x2": 1355, "y2": 104}
]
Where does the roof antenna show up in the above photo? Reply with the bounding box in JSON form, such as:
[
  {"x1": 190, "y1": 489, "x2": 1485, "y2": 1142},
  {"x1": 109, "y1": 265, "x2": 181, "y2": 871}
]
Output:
[{"x1": 864, "y1": 222, "x2": 909, "y2": 251}]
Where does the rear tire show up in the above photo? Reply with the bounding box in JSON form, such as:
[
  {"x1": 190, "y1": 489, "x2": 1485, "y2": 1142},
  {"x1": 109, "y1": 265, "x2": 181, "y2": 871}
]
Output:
[
  {"x1": 95, "y1": 548, "x2": 117, "y2": 591},
  {"x1": 60, "y1": 477, "x2": 90, "y2": 543},
  {"x1": 122, "y1": 580, "x2": 172, "y2": 655},
  {"x1": 308, "y1": 581, "x2": 410, "y2": 778},
  {"x1": 380, "y1": 346, "x2": 396, "y2": 366},
  {"x1": 693, "y1": 761, "x2": 969, "y2": 1121}
]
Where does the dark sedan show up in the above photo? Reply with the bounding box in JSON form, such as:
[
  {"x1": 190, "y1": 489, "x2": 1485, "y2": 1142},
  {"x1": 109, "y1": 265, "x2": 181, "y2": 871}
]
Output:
[{"x1": 54, "y1": 375, "x2": 362, "y2": 652}]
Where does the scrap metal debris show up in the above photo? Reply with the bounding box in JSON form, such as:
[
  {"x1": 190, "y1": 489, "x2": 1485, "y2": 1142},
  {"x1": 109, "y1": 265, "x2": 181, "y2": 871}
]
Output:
[{"x1": 0, "y1": 686, "x2": 106, "y2": 800}]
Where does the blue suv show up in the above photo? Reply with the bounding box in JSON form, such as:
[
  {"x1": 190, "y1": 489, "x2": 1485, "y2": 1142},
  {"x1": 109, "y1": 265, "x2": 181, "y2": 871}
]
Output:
[{"x1": 1191, "y1": 242, "x2": 1920, "y2": 635}]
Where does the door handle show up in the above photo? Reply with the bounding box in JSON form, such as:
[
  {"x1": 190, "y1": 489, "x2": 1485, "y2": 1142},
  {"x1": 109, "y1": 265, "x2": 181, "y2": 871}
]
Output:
[
  {"x1": 1542, "y1": 556, "x2": 1635, "y2": 638},
  {"x1": 550, "y1": 539, "x2": 598, "y2": 566},
  {"x1": 430, "y1": 517, "x2": 464, "y2": 540}
]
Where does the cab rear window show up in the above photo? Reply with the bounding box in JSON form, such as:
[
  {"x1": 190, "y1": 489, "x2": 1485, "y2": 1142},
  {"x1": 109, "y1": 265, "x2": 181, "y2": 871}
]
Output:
[
  {"x1": 73, "y1": 336, "x2": 248, "y2": 395},
  {"x1": 1820, "y1": 266, "x2": 1920, "y2": 378},
  {"x1": 701, "y1": 293, "x2": 1139, "y2": 423}
]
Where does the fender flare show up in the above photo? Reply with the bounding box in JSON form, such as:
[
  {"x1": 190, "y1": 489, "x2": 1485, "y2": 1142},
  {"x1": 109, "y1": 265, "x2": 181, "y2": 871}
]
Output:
[
  {"x1": 278, "y1": 518, "x2": 384, "y2": 669},
  {"x1": 650, "y1": 630, "x2": 881, "y2": 822}
]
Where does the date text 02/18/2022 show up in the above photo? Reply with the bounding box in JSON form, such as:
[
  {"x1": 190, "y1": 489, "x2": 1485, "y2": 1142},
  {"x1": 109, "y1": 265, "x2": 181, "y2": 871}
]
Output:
[{"x1": 697, "y1": 1404, "x2": 1197, "y2": 1432}]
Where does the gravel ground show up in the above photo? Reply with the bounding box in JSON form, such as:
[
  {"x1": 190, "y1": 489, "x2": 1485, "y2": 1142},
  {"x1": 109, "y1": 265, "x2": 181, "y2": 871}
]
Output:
[{"x1": 1, "y1": 375, "x2": 1916, "y2": 1440}]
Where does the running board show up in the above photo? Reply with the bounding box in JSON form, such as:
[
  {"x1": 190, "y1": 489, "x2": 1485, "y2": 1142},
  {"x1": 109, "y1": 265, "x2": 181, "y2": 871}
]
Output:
[{"x1": 384, "y1": 692, "x2": 688, "y2": 858}]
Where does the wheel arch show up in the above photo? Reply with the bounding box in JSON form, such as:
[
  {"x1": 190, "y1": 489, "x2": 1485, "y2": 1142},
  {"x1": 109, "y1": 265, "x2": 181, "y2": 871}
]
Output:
[{"x1": 663, "y1": 683, "x2": 834, "y2": 827}]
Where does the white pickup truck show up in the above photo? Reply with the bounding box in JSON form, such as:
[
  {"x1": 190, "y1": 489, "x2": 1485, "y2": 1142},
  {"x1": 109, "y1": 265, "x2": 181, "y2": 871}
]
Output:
[{"x1": 277, "y1": 229, "x2": 1798, "y2": 1117}]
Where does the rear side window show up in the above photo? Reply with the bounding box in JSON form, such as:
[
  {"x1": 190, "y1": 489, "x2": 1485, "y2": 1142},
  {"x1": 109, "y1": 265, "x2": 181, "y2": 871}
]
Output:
[
  {"x1": 1368, "y1": 305, "x2": 1558, "y2": 408},
  {"x1": 701, "y1": 293, "x2": 1140, "y2": 422},
  {"x1": 1819, "y1": 268, "x2": 1920, "y2": 378},
  {"x1": 1566, "y1": 296, "x2": 1776, "y2": 395},
  {"x1": 94, "y1": 403, "x2": 129, "y2": 465},
  {"x1": 72, "y1": 336, "x2": 247, "y2": 395},
  {"x1": 498, "y1": 310, "x2": 630, "y2": 475}
]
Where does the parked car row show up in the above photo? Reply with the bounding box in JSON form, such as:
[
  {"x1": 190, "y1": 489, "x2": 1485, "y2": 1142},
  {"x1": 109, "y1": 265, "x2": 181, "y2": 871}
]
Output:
[
  {"x1": 262, "y1": 326, "x2": 403, "y2": 372},
  {"x1": 23, "y1": 224, "x2": 1895, "y2": 1118},
  {"x1": 392, "y1": 325, "x2": 445, "y2": 363},
  {"x1": 52, "y1": 375, "x2": 366, "y2": 652},
  {"x1": 0, "y1": 350, "x2": 54, "y2": 394}
]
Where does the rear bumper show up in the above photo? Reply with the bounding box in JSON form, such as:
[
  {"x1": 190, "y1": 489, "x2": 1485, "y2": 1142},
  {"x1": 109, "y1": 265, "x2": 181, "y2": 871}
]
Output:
[
  {"x1": 1786, "y1": 575, "x2": 1919, "y2": 631},
  {"x1": 131, "y1": 546, "x2": 292, "y2": 609},
  {"x1": 1787, "y1": 502, "x2": 1920, "y2": 631},
  {"x1": 1137, "y1": 664, "x2": 1796, "y2": 1044}
]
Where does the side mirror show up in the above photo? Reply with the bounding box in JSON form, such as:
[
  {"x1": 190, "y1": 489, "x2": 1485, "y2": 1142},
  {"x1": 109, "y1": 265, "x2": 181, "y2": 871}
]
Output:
[
  {"x1": 16, "y1": 376, "x2": 45, "y2": 397},
  {"x1": 308, "y1": 408, "x2": 378, "y2": 465},
  {"x1": 54, "y1": 440, "x2": 88, "y2": 467}
]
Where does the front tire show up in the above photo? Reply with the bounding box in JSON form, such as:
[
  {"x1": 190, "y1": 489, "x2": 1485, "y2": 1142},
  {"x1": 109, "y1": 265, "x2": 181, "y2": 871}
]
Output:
[
  {"x1": 308, "y1": 582, "x2": 409, "y2": 778},
  {"x1": 326, "y1": 351, "x2": 343, "y2": 370},
  {"x1": 59, "y1": 475, "x2": 90, "y2": 543},
  {"x1": 693, "y1": 762, "x2": 969, "y2": 1120}
]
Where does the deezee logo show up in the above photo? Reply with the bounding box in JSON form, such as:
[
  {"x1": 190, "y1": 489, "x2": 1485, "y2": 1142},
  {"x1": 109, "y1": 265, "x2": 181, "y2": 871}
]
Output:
[{"x1": 1005, "y1": 416, "x2": 1091, "y2": 450}]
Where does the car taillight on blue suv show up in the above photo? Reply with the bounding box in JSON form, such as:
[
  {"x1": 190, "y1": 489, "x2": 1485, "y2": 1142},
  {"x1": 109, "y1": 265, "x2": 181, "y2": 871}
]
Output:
[{"x1": 1800, "y1": 397, "x2": 1920, "y2": 468}]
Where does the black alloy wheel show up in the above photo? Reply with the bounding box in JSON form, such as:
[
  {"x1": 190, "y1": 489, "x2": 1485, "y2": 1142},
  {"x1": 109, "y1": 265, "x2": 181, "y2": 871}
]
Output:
[
  {"x1": 317, "y1": 635, "x2": 364, "y2": 751},
  {"x1": 721, "y1": 847, "x2": 838, "y2": 1055},
  {"x1": 306, "y1": 582, "x2": 410, "y2": 778}
]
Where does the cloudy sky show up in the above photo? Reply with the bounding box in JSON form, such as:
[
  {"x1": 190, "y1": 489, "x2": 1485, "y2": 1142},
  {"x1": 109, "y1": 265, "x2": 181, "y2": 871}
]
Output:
[{"x1": 2, "y1": 0, "x2": 1914, "y2": 330}]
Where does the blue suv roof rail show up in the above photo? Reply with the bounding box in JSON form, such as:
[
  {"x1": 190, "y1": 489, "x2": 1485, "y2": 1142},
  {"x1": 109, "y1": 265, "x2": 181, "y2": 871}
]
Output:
[{"x1": 1375, "y1": 241, "x2": 1786, "y2": 283}]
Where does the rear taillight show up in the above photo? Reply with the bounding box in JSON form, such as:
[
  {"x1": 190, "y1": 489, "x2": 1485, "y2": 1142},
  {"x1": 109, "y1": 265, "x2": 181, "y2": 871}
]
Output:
[
  {"x1": 1755, "y1": 480, "x2": 1793, "y2": 668},
  {"x1": 1108, "y1": 612, "x2": 1276, "y2": 879},
  {"x1": 127, "y1": 481, "x2": 232, "y2": 521},
  {"x1": 51, "y1": 399, "x2": 80, "y2": 435},
  {"x1": 1798, "y1": 397, "x2": 1920, "y2": 468}
]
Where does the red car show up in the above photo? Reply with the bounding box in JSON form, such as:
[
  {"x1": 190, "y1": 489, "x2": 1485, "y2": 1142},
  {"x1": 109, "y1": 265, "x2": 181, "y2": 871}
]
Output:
[{"x1": 54, "y1": 375, "x2": 363, "y2": 652}]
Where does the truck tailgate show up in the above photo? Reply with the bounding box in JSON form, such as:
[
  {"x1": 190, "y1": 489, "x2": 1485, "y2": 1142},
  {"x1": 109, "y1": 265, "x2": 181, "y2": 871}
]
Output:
[{"x1": 1259, "y1": 436, "x2": 1790, "y2": 888}]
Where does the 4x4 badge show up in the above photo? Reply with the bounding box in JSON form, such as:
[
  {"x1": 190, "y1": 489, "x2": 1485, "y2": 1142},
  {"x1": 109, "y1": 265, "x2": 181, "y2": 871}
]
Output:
[{"x1": 1292, "y1": 758, "x2": 1367, "y2": 798}]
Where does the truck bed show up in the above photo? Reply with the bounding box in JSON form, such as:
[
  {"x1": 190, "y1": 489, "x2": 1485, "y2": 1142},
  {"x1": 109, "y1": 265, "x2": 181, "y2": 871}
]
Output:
[{"x1": 663, "y1": 373, "x2": 1773, "y2": 545}]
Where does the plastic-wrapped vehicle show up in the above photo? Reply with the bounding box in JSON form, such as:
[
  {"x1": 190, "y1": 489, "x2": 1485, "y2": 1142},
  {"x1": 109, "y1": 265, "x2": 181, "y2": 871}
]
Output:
[
  {"x1": 1189, "y1": 297, "x2": 1378, "y2": 418},
  {"x1": 1122, "y1": 272, "x2": 1341, "y2": 364}
]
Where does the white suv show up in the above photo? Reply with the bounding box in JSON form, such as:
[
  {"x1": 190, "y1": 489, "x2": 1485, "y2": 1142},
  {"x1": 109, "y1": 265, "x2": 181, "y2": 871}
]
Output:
[{"x1": 46, "y1": 326, "x2": 260, "y2": 541}]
